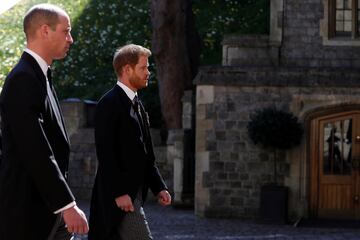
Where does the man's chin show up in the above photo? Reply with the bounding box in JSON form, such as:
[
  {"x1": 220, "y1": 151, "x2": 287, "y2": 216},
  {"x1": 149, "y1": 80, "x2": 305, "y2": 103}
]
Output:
[
  {"x1": 54, "y1": 53, "x2": 68, "y2": 60},
  {"x1": 138, "y1": 81, "x2": 148, "y2": 89}
]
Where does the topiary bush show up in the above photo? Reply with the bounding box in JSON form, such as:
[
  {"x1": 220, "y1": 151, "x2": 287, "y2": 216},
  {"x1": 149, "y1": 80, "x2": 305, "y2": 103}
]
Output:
[{"x1": 247, "y1": 107, "x2": 303, "y2": 184}]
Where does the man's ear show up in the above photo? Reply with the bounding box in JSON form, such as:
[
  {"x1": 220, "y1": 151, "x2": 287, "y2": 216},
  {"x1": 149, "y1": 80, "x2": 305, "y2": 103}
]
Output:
[
  {"x1": 39, "y1": 24, "x2": 50, "y2": 39},
  {"x1": 124, "y1": 64, "x2": 133, "y2": 74}
]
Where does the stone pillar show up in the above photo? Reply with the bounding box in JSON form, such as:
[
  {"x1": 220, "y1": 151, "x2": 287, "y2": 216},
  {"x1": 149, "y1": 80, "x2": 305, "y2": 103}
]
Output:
[
  {"x1": 270, "y1": 0, "x2": 284, "y2": 46},
  {"x1": 182, "y1": 90, "x2": 194, "y2": 129},
  {"x1": 151, "y1": 128, "x2": 173, "y2": 193},
  {"x1": 195, "y1": 85, "x2": 214, "y2": 216},
  {"x1": 181, "y1": 91, "x2": 195, "y2": 206},
  {"x1": 168, "y1": 129, "x2": 184, "y2": 204},
  {"x1": 172, "y1": 90, "x2": 195, "y2": 207}
]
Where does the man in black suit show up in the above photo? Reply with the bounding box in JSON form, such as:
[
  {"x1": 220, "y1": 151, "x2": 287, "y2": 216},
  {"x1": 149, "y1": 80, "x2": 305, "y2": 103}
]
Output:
[
  {"x1": 89, "y1": 44, "x2": 171, "y2": 240},
  {"x1": 0, "y1": 4, "x2": 88, "y2": 240}
]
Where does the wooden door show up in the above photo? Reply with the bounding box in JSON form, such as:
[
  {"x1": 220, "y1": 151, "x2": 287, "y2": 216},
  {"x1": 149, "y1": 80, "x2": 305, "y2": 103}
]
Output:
[{"x1": 310, "y1": 112, "x2": 360, "y2": 219}]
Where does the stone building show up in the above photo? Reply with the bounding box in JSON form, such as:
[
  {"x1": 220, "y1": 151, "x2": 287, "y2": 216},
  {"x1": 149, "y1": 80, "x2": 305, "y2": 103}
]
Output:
[
  {"x1": 62, "y1": 0, "x2": 360, "y2": 222},
  {"x1": 194, "y1": 0, "x2": 360, "y2": 221}
]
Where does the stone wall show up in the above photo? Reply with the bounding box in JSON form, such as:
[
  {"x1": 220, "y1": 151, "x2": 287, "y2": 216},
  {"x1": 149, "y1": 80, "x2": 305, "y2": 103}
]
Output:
[
  {"x1": 221, "y1": 0, "x2": 360, "y2": 68},
  {"x1": 222, "y1": 35, "x2": 279, "y2": 67},
  {"x1": 281, "y1": 0, "x2": 360, "y2": 67},
  {"x1": 194, "y1": 0, "x2": 360, "y2": 219},
  {"x1": 68, "y1": 128, "x2": 97, "y2": 200},
  {"x1": 194, "y1": 67, "x2": 360, "y2": 219},
  {"x1": 61, "y1": 99, "x2": 97, "y2": 200}
]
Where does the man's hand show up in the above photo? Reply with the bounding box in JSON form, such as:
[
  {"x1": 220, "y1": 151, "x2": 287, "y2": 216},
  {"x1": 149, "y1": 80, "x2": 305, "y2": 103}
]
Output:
[
  {"x1": 115, "y1": 194, "x2": 134, "y2": 212},
  {"x1": 157, "y1": 190, "x2": 171, "y2": 206},
  {"x1": 63, "y1": 205, "x2": 89, "y2": 234}
]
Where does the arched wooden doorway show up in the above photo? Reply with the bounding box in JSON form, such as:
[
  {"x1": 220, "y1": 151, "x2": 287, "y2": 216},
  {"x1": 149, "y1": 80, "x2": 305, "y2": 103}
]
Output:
[{"x1": 310, "y1": 110, "x2": 360, "y2": 219}]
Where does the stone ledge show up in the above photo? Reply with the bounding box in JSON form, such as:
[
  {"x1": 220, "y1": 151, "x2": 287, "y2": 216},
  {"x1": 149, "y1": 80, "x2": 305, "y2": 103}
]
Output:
[
  {"x1": 222, "y1": 34, "x2": 271, "y2": 47},
  {"x1": 194, "y1": 66, "x2": 360, "y2": 87}
]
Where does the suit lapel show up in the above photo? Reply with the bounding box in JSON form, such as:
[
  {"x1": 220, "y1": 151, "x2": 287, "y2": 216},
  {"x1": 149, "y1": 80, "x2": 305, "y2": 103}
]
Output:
[
  {"x1": 114, "y1": 85, "x2": 142, "y2": 127},
  {"x1": 51, "y1": 86, "x2": 69, "y2": 143},
  {"x1": 114, "y1": 85, "x2": 148, "y2": 153},
  {"x1": 21, "y1": 52, "x2": 47, "y2": 90},
  {"x1": 138, "y1": 100, "x2": 150, "y2": 139},
  {"x1": 21, "y1": 52, "x2": 69, "y2": 144}
]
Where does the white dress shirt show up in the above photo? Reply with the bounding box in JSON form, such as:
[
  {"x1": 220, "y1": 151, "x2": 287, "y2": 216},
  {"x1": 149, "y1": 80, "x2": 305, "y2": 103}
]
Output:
[{"x1": 117, "y1": 80, "x2": 137, "y2": 101}]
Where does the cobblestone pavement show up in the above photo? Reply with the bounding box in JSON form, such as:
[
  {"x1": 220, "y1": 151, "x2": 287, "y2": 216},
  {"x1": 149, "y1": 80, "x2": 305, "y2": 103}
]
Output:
[{"x1": 75, "y1": 200, "x2": 360, "y2": 240}]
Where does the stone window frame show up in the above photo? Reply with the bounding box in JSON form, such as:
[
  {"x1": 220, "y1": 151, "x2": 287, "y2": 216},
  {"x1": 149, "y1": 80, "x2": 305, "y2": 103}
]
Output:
[{"x1": 321, "y1": 0, "x2": 360, "y2": 46}]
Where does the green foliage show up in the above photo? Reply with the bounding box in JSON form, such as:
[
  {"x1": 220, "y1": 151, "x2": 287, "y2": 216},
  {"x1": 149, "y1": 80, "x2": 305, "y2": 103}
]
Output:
[
  {"x1": 193, "y1": 0, "x2": 269, "y2": 64},
  {"x1": 52, "y1": 0, "x2": 162, "y2": 126},
  {"x1": 247, "y1": 107, "x2": 304, "y2": 150},
  {"x1": 0, "y1": 1, "x2": 28, "y2": 85},
  {"x1": 0, "y1": 0, "x2": 269, "y2": 128},
  {"x1": 0, "y1": 0, "x2": 162, "y2": 126},
  {"x1": 53, "y1": 0, "x2": 152, "y2": 100},
  {"x1": 0, "y1": 0, "x2": 89, "y2": 86}
]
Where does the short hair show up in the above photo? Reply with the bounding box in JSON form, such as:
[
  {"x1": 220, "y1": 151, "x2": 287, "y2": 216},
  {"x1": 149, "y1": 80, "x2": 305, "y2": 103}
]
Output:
[
  {"x1": 23, "y1": 4, "x2": 67, "y2": 39},
  {"x1": 113, "y1": 44, "x2": 151, "y2": 76}
]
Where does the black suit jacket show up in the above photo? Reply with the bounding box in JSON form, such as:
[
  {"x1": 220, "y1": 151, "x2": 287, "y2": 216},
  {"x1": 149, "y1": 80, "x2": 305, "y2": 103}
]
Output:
[
  {"x1": 89, "y1": 85, "x2": 167, "y2": 240},
  {"x1": 0, "y1": 52, "x2": 75, "y2": 240}
]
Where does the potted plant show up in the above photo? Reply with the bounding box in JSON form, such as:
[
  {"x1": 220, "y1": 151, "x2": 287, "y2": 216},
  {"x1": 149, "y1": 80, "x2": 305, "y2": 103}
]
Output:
[{"x1": 247, "y1": 107, "x2": 303, "y2": 223}]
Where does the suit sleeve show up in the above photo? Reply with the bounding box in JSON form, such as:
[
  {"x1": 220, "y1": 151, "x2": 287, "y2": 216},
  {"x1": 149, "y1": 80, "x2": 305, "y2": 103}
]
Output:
[
  {"x1": 147, "y1": 163, "x2": 168, "y2": 196},
  {"x1": 145, "y1": 119, "x2": 168, "y2": 196},
  {"x1": 94, "y1": 97, "x2": 132, "y2": 199},
  {"x1": 3, "y1": 72, "x2": 74, "y2": 212}
]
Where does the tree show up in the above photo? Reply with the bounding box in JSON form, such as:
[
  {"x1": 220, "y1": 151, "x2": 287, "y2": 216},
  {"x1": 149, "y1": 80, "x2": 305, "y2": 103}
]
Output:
[
  {"x1": 247, "y1": 107, "x2": 303, "y2": 185},
  {"x1": 150, "y1": 0, "x2": 201, "y2": 129},
  {"x1": 0, "y1": 0, "x2": 268, "y2": 130}
]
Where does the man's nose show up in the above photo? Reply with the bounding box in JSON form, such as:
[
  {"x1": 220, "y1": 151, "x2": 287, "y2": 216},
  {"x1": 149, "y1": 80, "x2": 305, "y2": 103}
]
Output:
[{"x1": 67, "y1": 34, "x2": 74, "y2": 44}]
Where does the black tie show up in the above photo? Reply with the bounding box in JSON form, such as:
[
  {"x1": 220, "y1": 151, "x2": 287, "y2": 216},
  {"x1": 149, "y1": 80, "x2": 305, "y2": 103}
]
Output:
[
  {"x1": 133, "y1": 96, "x2": 149, "y2": 154},
  {"x1": 46, "y1": 68, "x2": 67, "y2": 140},
  {"x1": 133, "y1": 96, "x2": 146, "y2": 134},
  {"x1": 133, "y1": 96, "x2": 144, "y2": 124},
  {"x1": 47, "y1": 68, "x2": 53, "y2": 88},
  {"x1": 133, "y1": 96, "x2": 139, "y2": 113}
]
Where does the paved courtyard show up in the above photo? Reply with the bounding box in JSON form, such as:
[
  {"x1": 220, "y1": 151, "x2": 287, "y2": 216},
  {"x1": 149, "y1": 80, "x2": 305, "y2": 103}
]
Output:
[{"x1": 74, "y1": 200, "x2": 360, "y2": 240}]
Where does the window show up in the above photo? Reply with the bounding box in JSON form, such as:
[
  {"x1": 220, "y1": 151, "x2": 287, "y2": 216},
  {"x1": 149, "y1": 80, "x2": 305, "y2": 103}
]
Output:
[{"x1": 329, "y1": 0, "x2": 359, "y2": 38}]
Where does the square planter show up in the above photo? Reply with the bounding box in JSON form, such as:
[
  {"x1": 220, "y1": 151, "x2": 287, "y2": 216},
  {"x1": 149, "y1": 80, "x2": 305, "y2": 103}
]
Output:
[{"x1": 260, "y1": 185, "x2": 288, "y2": 224}]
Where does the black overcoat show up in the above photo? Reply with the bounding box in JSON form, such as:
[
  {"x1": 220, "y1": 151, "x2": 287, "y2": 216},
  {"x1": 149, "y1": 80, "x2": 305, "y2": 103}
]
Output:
[
  {"x1": 88, "y1": 85, "x2": 167, "y2": 240},
  {"x1": 0, "y1": 52, "x2": 75, "y2": 240}
]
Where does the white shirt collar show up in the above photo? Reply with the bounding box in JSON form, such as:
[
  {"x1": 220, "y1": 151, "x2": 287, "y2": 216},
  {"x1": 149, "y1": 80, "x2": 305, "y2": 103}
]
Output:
[
  {"x1": 117, "y1": 80, "x2": 137, "y2": 101},
  {"x1": 24, "y1": 48, "x2": 49, "y2": 78}
]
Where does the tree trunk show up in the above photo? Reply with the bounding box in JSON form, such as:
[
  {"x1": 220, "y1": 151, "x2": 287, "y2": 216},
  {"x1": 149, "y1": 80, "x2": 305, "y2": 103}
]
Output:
[{"x1": 151, "y1": 0, "x2": 200, "y2": 129}]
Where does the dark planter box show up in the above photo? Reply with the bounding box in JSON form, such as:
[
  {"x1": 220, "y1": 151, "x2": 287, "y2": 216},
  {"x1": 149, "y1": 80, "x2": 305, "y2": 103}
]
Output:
[{"x1": 260, "y1": 185, "x2": 288, "y2": 224}]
